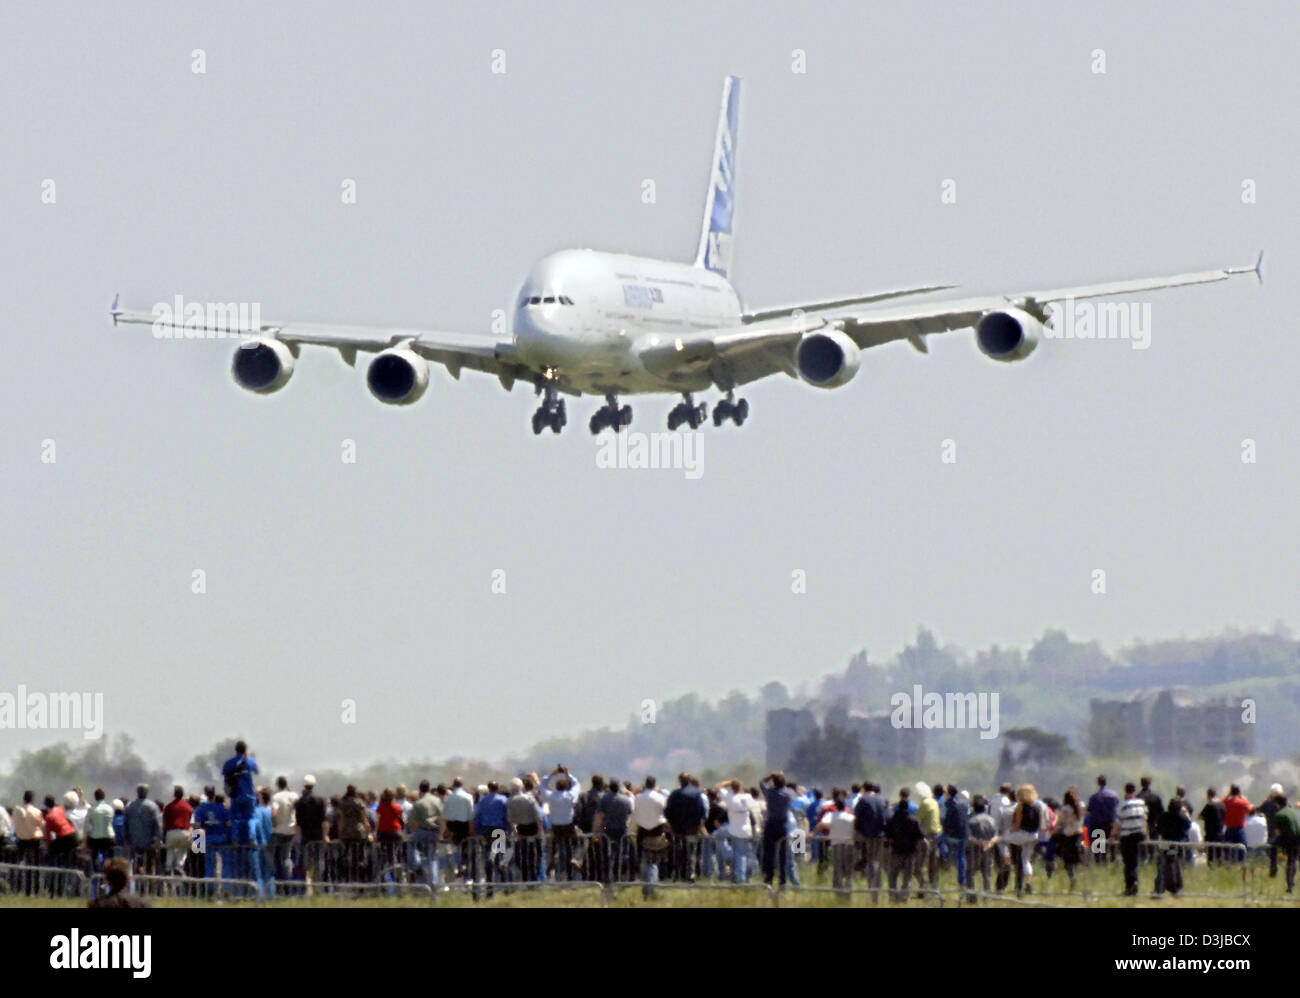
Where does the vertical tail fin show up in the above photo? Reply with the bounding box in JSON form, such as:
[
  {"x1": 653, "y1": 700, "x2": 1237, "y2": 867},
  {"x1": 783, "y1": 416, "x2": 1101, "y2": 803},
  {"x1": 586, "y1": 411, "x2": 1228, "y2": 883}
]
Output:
[{"x1": 693, "y1": 75, "x2": 741, "y2": 280}]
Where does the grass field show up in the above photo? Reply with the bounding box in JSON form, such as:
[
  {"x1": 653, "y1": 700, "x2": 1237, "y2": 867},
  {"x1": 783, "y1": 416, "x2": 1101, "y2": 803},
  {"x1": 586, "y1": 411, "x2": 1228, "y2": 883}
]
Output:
[{"x1": 2, "y1": 857, "x2": 1295, "y2": 908}]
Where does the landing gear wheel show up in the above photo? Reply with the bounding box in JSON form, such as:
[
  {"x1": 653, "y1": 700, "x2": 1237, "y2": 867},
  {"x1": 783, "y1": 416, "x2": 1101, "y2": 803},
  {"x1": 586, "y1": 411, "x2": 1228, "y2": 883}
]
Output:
[
  {"x1": 619, "y1": 405, "x2": 632, "y2": 427},
  {"x1": 667, "y1": 408, "x2": 682, "y2": 431},
  {"x1": 533, "y1": 376, "x2": 566, "y2": 436},
  {"x1": 712, "y1": 406, "x2": 725, "y2": 427},
  {"x1": 735, "y1": 398, "x2": 749, "y2": 425}
]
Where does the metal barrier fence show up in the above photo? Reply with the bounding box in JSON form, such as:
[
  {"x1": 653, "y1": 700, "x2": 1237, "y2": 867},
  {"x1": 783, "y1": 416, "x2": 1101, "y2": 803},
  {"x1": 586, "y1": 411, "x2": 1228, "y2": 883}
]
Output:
[{"x1": 1, "y1": 829, "x2": 1291, "y2": 905}]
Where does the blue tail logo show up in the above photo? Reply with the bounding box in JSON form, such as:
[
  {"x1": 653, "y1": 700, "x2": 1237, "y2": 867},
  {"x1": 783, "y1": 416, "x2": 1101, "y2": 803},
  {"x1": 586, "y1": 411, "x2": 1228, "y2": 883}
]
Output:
[{"x1": 695, "y1": 75, "x2": 741, "y2": 280}]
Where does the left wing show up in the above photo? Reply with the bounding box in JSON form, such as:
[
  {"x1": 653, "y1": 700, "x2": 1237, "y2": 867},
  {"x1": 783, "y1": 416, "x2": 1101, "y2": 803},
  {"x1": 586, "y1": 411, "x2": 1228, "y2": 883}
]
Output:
[
  {"x1": 641, "y1": 255, "x2": 1263, "y2": 388},
  {"x1": 111, "y1": 302, "x2": 539, "y2": 391}
]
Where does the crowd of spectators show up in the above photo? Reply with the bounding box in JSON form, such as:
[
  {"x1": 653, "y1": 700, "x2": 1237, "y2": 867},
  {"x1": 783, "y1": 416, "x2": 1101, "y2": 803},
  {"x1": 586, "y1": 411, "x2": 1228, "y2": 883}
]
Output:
[{"x1": 2, "y1": 744, "x2": 1297, "y2": 901}]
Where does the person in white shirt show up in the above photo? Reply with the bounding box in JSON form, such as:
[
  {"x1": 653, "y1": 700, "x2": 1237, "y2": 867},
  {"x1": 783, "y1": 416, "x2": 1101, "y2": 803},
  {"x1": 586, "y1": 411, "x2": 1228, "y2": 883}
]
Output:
[
  {"x1": 0, "y1": 802, "x2": 13, "y2": 845},
  {"x1": 634, "y1": 776, "x2": 669, "y2": 893},
  {"x1": 541, "y1": 766, "x2": 583, "y2": 881},
  {"x1": 65, "y1": 789, "x2": 90, "y2": 837},
  {"x1": 442, "y1": 777, "x2": 476, "y2": 878},
  {"x1": 815, "y1": 794, "x2": 857, "y2": 893},
  {"x1": 715, "y1": 779, "x2": 756, "y2": 883},
  {"x1": 270, "y1": 776, "x2": 300, "y2": 882},
  {"x1": 1245, "y1": 812, "x2": 1269, "y2": 850}
]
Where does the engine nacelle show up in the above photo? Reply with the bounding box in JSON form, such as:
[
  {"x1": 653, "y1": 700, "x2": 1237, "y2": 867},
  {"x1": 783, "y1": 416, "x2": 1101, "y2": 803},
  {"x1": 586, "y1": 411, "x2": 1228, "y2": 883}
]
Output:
[
  {"x1": 231, "y1": 338, "x2": 295, "y2": 393},
  {"x1": 795, "y1": 329, "x2": 862, "y2": 388},
  {"x1": 366, "y1": 346, "x2": 429, "y2": 405},
  {"x1": 975, "y1": 307, "x2": 1042, "y2": 362}
]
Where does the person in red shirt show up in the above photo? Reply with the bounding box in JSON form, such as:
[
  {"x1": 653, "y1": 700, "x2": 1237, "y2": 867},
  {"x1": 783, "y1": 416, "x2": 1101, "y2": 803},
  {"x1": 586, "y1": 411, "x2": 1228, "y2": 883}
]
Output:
[
  {"x1": 376, "y1": 787, "x2": 405, "y2": 870},
  {"x1": 1223, "y1": 785, "x2": 1253, "y2": 849},
  {"x1": 162, "y1": 785, "x2": 195, "y2": 876},
  {"x1": 43, "y1": 795, "x2": 79, "y2": 869}
]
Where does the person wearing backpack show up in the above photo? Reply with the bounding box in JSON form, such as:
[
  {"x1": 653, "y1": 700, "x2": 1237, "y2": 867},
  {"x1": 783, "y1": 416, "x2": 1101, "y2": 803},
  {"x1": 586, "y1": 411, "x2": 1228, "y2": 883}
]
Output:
[{"x1": 996, "y1": 784, "x2": 1047, "y2": 895}]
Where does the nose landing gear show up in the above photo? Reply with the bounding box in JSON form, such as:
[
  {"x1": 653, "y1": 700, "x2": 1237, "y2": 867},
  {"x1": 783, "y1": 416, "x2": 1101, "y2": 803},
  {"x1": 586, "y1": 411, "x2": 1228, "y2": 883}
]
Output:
[{"x1": 531, "y1": 376, "x2": 566, "y2": 434}]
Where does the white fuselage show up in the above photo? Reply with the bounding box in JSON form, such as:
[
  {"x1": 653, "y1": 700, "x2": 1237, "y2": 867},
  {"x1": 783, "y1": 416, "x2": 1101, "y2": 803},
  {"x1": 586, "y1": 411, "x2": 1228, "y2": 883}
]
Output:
[{"x1": 512, "y1": 249, "x2": 742, "y2": 395}]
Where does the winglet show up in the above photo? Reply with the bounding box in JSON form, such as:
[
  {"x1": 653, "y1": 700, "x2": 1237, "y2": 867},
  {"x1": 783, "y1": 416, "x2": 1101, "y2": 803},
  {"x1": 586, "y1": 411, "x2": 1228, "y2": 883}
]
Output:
[
  {"x1": 110, "y1": 292, "x2": 121, "y2": 326},
  {"x1": 1226, "y1": 250, "x2": 1264, "y2": 285}
]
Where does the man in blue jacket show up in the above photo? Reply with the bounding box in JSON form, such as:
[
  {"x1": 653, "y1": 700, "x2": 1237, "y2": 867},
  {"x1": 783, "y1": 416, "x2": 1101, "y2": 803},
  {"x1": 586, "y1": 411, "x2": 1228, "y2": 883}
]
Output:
[{"x1": 222, "y1": 741, "x2": 260, "y2": 887}]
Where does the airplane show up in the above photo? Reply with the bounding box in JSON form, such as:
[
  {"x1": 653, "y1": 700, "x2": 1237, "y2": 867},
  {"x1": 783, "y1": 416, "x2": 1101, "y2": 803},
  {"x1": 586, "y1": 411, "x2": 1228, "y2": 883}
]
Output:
[{"x1": 111, "y1": 75, "x2": 1262, "y2": 436}]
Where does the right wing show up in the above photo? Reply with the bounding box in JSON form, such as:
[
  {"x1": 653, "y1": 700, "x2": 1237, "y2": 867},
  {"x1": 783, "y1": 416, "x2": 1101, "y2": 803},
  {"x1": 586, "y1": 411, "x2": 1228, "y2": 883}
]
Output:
[{"x1": 642, "y1": 255, "x2": 1262, "y2": 389}]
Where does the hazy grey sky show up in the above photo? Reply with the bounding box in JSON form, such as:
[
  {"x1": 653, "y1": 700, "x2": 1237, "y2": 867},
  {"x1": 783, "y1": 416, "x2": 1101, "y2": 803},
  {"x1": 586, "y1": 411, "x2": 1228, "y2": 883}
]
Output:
[{"x1": 2, "y1": 1, "x2": 1295, "y2": 777}]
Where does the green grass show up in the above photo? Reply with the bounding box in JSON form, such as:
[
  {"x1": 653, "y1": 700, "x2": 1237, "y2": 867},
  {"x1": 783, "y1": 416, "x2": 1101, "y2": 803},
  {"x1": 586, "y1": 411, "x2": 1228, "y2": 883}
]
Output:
[{"x1": 2, "y1": 858, "x2": 1294, "y2": 908}]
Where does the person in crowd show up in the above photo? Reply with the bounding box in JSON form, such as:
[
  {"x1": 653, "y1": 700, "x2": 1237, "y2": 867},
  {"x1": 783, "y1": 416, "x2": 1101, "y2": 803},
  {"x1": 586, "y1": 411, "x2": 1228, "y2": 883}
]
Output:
[
  {"x1": 1200, "y1": 788, "x2": 1226, "y2": 862},
  {"x1": 885, "y1": 787, "x2": 923, "y2": 903},
  {"x1": 665, "y1": 772, "x2": 706, "y2": 882},
  {"x1": 967, "y1": 794, "x2": 997, "y2": 899},
  {"x1": 507, "y1": 776, "x2": 545, "y2": 882},
  {"x1": 1270, "y1": 793, "x2": 1300, "y2": 893},
  {"x1": 161, "y1": 785, "x2": 194, "y2": 878},
  {"x1": 715, "y1": 778, "x2": 755, "y2": 884},
  {"x1": 375, "y1": 787, "x2": 405, "y2": 875},
  {"x1": 87, "y1": 856, "x2": 149, "y2": 909},
  {"x1": 941, "y1": 782, "x2": 970, "y2": 892},
  {"x1": 632, "y1": 775, "x2": 669, "y2": 895},
  {"x1": 65, "y1": 788, "x2": 90, "y2": 837},
  {"x1": 758, "y1": 771, "x2": 798, "y2": 887},
  {"x1": 111, "y1": 798, "x2": 126, "y2": 847},
  {"x1": 991, "y1": 784, "x2": 1048, "y2": 895},
  {"x1": 407, "y1": 779, "x2": 444, "y2": 887},
  {"x1": 336, "y1": 784, "x2": 373, "y2": 882},
  {"x1": 591, "y1": 777, "x2": 632, "y2": 882},
  {"x1": 1222, "y1": 785, "x2": 1253, "y2": 850},
  {"x1": 193, "y1": 788, "x2": 231, "y2": 881},
  {"x1": 1053, "y1": 786, "x2": 1085, "y2": 891},
  {"x1": 1255, "y1": 783, "x2": 1285, "y2": 878},
  {"x1": 1086, "y1": 775, "x2": 1120, "y2": 864},
  {"x1": 1153, "y1": 793, "x2": 1190, "y2": 897},
  {"x1": 84, "y1": 788, "x2": 116, "y2": 874},
  {"x1": 124, "y1": 783, "x2": 162, "y2": 876},
  {"x1": 853, "y1": 781, "x2": 888, "y2": 899},
  {"x1": 1117, "y1": 782, "x2": 1148, "y2": 897},
  {"x1": 991, "y1": 782, "x2": 1016, "y2": 891},
  {"x1": 915, "y1": 782, "x2": 942, "y2": 890},
  {"x1": 269, "y1": 776, "x2": 299, "y2": 884},
  {"x1": 814, "y1": 791, "x2": 856, "y2": 895},
  {"x1": 221, "y1": 741, "x2": 260, "y2": 884},
  {"x1": 1138, "y1": 776, "x2": 1165, "y2": 840}
]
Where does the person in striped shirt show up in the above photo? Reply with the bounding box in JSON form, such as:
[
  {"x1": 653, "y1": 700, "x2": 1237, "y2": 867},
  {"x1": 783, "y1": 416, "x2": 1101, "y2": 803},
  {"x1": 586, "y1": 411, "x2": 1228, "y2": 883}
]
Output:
[{"x1": 1117, "y1": 783, "x2": 1148, "y2": 896}]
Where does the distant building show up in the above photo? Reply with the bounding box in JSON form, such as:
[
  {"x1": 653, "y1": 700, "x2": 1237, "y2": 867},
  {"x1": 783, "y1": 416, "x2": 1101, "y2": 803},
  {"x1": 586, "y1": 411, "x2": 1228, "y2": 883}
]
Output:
[
  {"x1": 1089, "y1": 688, "x2": 1252, "y2": 760},
  {"x1": 765, "y1": 707, "x2": 816, "y2": 771}
]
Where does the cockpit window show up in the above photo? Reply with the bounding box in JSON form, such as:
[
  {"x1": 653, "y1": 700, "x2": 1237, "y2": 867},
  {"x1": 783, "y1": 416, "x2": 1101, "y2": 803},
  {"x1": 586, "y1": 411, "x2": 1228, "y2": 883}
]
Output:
[{"x1": 520, "y1": 293, "x2": 573, "y2": 307}]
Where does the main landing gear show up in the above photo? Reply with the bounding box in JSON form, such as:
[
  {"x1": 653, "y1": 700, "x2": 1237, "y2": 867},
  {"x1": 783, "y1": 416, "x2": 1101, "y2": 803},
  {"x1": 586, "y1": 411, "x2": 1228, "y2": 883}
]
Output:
[
  {"x1": 589, "y1": 394, "x2": 632, "y2": 434},
  {"x1": 712, "y1": 391, "x2": 749, "y2": 427},
  {"x1": 667, "y1": 393, "x2": 708, "y2": 430},
  {"x1": 531, "y1": 379, "x2": 566, "y2": 435}
]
